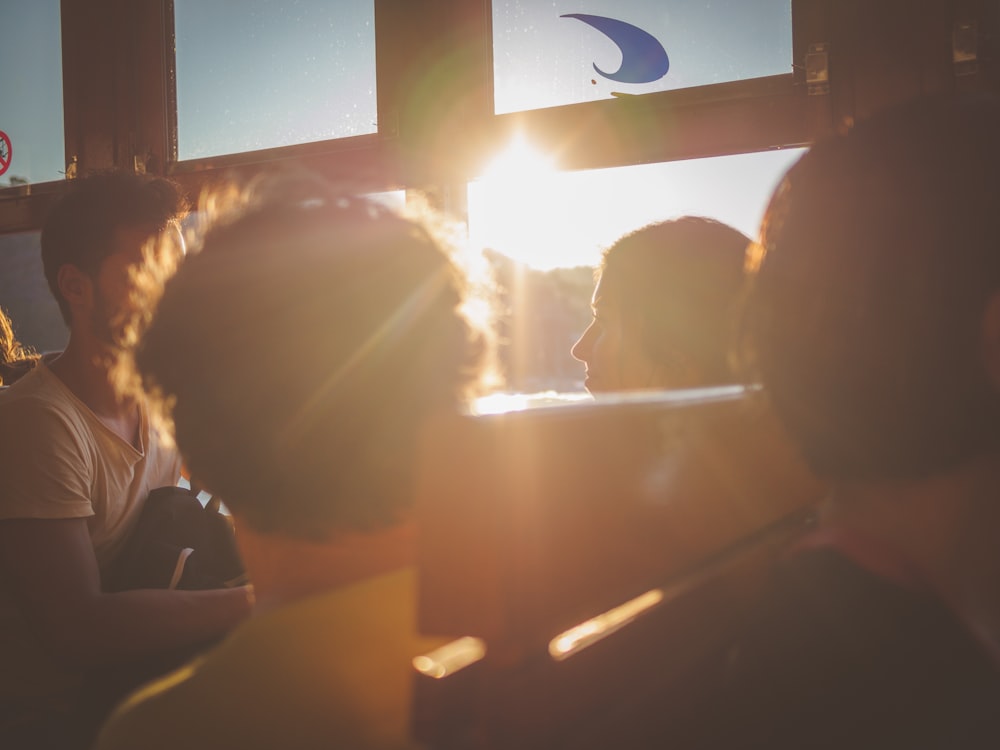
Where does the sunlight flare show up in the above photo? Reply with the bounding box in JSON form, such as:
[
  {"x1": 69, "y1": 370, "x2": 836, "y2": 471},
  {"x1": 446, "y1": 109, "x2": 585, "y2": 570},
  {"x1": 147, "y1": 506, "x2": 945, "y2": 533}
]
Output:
[{"x1": 480, "y1": 134, "x2": 556, "y2": 181}]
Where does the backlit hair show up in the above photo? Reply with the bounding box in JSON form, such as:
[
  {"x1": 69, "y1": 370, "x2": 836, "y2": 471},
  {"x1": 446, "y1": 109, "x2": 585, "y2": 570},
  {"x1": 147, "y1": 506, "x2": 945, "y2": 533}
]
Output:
[{"x1": 134, "y1": 176, "x2": 491, "y2": 538}]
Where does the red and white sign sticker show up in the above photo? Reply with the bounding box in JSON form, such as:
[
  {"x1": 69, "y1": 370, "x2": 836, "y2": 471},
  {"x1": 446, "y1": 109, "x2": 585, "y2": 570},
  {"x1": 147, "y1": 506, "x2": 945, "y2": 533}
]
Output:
[{"x1": 0, "y1": 131, "x2": 11, "y2": 177}]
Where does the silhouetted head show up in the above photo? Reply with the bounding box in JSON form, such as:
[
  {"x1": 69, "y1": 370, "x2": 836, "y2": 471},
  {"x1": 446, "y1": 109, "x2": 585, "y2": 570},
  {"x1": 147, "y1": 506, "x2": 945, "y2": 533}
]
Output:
[
  {"x1": 135, "y1": 181, "x2": 487, "y2": 539},
  {"x1": 572, "y1": 217, "x2": 750, "y2": 392},
  {"x1": 41, "y1": 172, "x2": 186, "y2": 328},
  {"x1": 745, "y1": 95, "x2": 1000, "y2": 481}
]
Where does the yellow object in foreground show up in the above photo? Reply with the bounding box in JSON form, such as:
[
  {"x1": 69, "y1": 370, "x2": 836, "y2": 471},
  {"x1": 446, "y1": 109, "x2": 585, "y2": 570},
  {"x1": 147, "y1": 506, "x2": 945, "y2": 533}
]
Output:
[{"x1": 97, "y1": 567, "x2": 447, "y2": 750}]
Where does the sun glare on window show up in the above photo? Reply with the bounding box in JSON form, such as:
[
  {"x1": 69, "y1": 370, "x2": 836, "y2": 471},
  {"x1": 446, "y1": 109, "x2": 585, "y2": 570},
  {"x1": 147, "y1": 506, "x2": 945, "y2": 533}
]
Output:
[
  {"x1": 479, "y1": 135, "x2": 557, "y2": 181},
  {"x1": 468, "y1": 148, "x2": 805, "y2": 272}
]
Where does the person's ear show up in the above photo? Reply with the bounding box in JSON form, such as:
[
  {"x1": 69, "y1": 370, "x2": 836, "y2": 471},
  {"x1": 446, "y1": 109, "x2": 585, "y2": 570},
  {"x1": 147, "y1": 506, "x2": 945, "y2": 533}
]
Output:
[
  {"x1": 57, "y1": 264, "x2": 93, "y2": 312},
  {"x1": 982, "y1": 290, "x2": 1000, "y2": 390}
]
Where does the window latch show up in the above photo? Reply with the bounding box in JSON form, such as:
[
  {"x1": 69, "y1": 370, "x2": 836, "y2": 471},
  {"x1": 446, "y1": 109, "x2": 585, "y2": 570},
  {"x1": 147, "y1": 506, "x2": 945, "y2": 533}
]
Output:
[
  {"x1": 805, "y1": 43, "x2": 830, "y2": 96},
  {"x1": 953, "y1": 21, "x2": 978, "y2": 77}
]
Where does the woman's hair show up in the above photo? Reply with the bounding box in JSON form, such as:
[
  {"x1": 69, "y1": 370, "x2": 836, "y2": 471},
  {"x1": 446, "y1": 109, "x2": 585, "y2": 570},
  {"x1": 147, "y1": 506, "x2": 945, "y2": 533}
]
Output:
[
  {"x1": 598, "y1": 217, "x2": 750, "y2": 384},
  {"x1": 134, "y1": 177, "x2": 491, "y2": 539},
  {"x1": 0, "y1": 307, "x2": 40, "y2": 386}
]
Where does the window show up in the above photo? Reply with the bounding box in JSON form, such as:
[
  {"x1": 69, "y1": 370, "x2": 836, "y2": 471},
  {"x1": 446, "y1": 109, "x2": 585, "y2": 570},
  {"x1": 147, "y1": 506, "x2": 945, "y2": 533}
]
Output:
[
  {"x1": 469, "y1": 147, "x2": 804, "y2": 269},
  {"x1": 493, "y1": 0, "x2": 793, "y2": 114},
  {"x1": 468, "y1": 146, "x2": 804, "y2": 393},
  {"x1": 173, "y1": 0, "x2": 378, "y2": 160},
  {"x1": 0, "y1": 1, "x2": 65, "y2": 186},
  {"x1": 0, "y1": 232, "x2": 68, "y2": 354}
]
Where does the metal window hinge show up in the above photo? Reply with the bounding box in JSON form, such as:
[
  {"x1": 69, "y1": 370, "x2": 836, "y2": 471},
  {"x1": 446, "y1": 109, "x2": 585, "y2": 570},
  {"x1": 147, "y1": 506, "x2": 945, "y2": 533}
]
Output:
[
  {"x1": 806, "y1": 43, "x2": 830, "y2": 96},
  {"x1": 953, "y1": 21, "x2": 978, "y2": 76}
]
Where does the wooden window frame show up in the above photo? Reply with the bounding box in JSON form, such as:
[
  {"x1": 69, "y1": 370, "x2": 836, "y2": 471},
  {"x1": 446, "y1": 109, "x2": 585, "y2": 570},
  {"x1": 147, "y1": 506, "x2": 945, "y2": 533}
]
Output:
[{"x1": 1, "y1": 0, "x2": 987, "y2": 234}]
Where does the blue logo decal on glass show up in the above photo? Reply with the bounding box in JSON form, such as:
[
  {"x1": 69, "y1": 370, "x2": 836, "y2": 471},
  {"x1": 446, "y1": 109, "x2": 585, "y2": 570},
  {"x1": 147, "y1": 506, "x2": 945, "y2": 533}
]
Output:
[{"x1": 561, "y1": 14, "x2": 670, "y2": 84}]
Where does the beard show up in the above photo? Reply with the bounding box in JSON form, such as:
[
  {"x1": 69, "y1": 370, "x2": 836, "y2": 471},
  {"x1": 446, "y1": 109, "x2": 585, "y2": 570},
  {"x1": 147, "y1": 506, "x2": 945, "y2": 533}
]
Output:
[{"x1": 90, "y1": 290, "x2": 140, "y2": 352}]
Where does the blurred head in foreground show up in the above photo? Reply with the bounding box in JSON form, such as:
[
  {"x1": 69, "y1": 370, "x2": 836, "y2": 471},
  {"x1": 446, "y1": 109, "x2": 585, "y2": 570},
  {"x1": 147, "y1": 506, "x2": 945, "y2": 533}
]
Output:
[
  {"x1": 745, "y1": 95, "x2": 1000, "y2": 482},
  {"x1": 134, "y1": 180, "x2": 486, "y2": 540},
  {"x1": 571, "y1": 217, "x2": 750, "y2": 393}
]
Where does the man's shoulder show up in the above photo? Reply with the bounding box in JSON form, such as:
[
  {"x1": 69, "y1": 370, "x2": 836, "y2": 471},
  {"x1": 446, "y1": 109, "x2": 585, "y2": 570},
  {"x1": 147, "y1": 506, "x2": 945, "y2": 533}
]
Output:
[
  {"x1": 0, "y1": 368, "x2": 87, "y2": 441},
  {"x1": 1, "y1": 365, "x2": 78, "y2": 414},
  {"x1": 0, "y1": 365, "x2": 98, "y2": 512}
]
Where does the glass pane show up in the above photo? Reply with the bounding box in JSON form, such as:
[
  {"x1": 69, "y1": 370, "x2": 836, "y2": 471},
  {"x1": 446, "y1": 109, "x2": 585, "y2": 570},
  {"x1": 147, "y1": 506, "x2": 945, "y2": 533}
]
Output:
[
  {"x1": 469, "y1": 147, "x2": 804, "y2": 269},
  {"x1": 0, "y1": 2, "x2": 65, "y2": 186},
  {"x1": 468, "y1": 147, "x2": 805, "y2": 393},
  {"x1": 174, "y1": 1, "x2": 377, "y2": 161},
  {"x1": 493, "y1": 0, "x2": 792, "y2": 114},
  {"x1": 0, "y1": 232, "x2": 69, "y2": 354}
]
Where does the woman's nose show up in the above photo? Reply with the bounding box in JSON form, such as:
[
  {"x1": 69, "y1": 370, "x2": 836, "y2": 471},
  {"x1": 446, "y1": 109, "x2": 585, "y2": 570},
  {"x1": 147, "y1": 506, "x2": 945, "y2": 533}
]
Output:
[{"x1": 571, "y1": 325, "x2": 593, "y2": 362}]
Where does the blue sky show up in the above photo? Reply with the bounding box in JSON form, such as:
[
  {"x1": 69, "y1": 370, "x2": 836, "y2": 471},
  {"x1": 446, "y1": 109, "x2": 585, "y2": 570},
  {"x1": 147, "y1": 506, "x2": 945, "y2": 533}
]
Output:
[
  {"x1": 0, "y1": 0, "x2": 64, "y2": 186},
  {"x1": 173, "y1": 0, "x2": 377, "y2": 160},
  {"x1": 494, "y1": 0, "x2": 792, "y2": 113}
]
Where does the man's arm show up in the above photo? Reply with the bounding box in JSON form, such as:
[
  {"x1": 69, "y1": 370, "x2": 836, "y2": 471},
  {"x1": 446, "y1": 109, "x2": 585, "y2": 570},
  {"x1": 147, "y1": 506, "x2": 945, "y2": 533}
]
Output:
[{"x1": 0, "y1": 516, "x2": 252, "y2": 670}]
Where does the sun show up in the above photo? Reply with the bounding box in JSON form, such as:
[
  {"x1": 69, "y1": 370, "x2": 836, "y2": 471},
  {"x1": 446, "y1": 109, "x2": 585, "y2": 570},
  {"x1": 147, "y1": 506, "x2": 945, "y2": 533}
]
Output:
[
  {"x1": 469, "y1": 146, "x2": 808, "y2": 272},
  {"x1": 479, "y1": 134, "x2": 556, "y2": 181},
  {"x1": 468, "y1": 135, "x2": 666, "y2": 271},
  {"x1": 469, "y1": 136, "x2": 591, "y2": 271}
]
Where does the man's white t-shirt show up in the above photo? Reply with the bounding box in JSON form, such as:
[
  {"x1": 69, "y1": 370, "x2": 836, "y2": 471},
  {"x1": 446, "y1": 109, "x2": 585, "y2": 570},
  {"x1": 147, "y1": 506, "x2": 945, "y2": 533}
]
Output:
[{"x1": 0, "y1": 363, "x2": 182, "y2": 701}]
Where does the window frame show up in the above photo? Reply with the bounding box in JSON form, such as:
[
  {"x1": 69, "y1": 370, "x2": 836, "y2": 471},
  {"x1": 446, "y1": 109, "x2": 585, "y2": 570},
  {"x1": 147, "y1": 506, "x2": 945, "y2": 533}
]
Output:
[{"x1": 0, "y1": 0, "x2": 985, "y2": 233}]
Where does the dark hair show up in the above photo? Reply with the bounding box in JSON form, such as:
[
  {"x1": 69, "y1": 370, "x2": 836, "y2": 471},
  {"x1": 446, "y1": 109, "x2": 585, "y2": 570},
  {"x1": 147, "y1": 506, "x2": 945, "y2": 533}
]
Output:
[
  {"x1": 135, "y1": 184, "x2": 485, "y2": 539},
  {"x1": 745, "y1": 95, "x2": 1000, "y2": 481},
  {"x1": 598, "y1": 217, "x2": 750, "y2": 384},
  {"x1": 41, "y1": 172, "x2": 186, "y2": 324}
]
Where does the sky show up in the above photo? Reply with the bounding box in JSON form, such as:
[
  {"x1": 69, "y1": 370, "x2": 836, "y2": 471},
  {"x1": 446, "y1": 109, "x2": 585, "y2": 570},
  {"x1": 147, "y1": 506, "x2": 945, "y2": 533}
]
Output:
[
  {"x1": 469, "y1": 146, "x2": 804, "y2": 270},
  {"x1": 1, "y1": 0, "x2": 796, "y2": 267},
  {"x1": 0, "y1": 0, "x2": 65, "y2": 186},
  {"x1": 493, "y1": 0, "x2": 792, "y2": 113},
  {"x1": 482, "y1": 0, "x2": 797, "y2": 269},
  {"x1": 169, "y1": 0, "x2": 790, "y2": 157},
  {"x1": 173, "y1": 0, "x2": 378, "y2": 160}
]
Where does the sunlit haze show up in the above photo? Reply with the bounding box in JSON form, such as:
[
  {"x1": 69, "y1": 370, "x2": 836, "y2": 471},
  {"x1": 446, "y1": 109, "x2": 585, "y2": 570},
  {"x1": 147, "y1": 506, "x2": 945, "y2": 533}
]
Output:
[
  {"x1": 480, "y1": 135, "x2": 557, "y2": 181},
  {"x1": 468, "y1": 146, "x2": 805, "y2": 271}
]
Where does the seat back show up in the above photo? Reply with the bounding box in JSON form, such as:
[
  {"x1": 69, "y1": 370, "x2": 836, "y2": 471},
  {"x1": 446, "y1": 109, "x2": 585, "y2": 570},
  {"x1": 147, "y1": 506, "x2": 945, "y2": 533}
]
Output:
[
  {"x1": 415, "y1": 387, "x2": 823, "y2": 646},
  {"x1": 412, "y1": 388, "x2": 825, "y2": 748}
]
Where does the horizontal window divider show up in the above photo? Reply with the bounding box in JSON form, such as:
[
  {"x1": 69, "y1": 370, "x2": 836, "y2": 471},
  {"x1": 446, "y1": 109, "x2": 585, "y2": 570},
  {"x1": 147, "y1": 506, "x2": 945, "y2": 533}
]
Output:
[
  {"x1": 0, "y1": 181, "x2": 71, "y2": 235},
  {"x1": 168, "y1": 137, "x2": 409, "y2": 200},
  {"x1": 169, "y1": 131, "x2": 385, "y2": 174},
  {"x1": 487, "y1": 79, "x2": 831, "y2": 174}
]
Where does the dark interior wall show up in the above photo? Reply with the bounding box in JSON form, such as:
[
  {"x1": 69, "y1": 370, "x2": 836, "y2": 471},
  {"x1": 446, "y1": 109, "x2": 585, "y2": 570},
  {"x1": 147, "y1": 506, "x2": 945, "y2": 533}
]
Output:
[{"x1": 0, "y1": 231, "x2": 68, "y2": 354}]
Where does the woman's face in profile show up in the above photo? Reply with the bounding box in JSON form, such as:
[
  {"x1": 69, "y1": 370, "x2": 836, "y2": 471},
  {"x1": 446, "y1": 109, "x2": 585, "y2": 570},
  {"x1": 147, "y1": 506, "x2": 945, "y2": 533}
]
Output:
[{"x1": 570, "y1": 276, "x2": 660, "y2": 394}]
